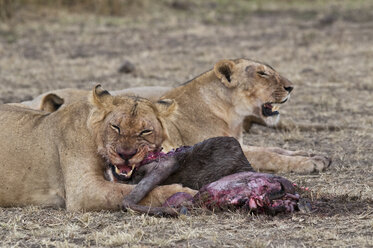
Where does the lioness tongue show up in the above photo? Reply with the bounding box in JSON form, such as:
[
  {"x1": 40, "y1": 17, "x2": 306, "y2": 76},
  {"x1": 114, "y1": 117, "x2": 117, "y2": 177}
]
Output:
[{"x1": 264, "y1": 103, "x2": 272, "y2": 109}]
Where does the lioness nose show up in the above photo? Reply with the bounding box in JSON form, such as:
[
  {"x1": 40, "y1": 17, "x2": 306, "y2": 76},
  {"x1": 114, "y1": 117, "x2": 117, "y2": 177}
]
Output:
[
  {"x1": 117, "y1": 148, "x2": 138, "y2": 160},
  {"x1": 284, "y1": 86, "x2": 293, "y2": 93}
]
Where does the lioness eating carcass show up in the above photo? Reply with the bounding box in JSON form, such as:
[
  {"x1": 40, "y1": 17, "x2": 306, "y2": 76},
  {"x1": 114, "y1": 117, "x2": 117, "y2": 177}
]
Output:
[
  {"x1": 0, "y1": 85, "x2": 197, "y2": 210},
  {"x1": 0, "y1": 86, "x2": 298, "y2": 213}
]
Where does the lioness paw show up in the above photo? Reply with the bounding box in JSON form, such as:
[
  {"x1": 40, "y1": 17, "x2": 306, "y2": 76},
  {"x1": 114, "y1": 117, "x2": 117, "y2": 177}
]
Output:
[
  {"x1": 310, "y1": 155, "x2": 332, "y2": 172},
  {"x1": 298, "y1": 155, "x2": 332, "y2": 173}
]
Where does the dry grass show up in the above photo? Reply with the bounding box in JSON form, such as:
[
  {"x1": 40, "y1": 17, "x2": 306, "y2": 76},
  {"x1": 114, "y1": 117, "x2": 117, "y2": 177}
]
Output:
[{"x1": 0, "y1": 0, "x2": 373, "y2": 247}]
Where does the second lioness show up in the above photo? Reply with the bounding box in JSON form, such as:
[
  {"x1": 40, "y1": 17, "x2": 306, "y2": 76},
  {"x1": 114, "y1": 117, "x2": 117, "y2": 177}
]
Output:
[{"x1": 18, "y1": 59, "x2": 331, "y2": 174}]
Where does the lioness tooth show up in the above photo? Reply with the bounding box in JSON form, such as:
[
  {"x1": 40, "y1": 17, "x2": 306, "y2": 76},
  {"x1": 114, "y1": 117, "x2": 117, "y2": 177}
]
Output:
[
  {"x1": 126, "y1": 164, "x2": 136, "y2": 177},
  {"x1": 127, "y1": 169, "x2": 134, "y2": 177},
  {"x1": 115, "y1": 166, "x2": 121, "y2": 175},
  {"x1": 272, "y1": 105, "x2": 280, "y2": 111}
]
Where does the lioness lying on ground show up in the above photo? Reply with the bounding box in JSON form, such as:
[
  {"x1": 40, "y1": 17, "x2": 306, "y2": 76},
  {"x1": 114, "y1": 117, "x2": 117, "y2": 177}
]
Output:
[
  {"x1": 0, "y1": 85, "x2": 198, "y2": 210},
  {"x1": 17, "y1": 59, "x2": 331, "y2": 174}
]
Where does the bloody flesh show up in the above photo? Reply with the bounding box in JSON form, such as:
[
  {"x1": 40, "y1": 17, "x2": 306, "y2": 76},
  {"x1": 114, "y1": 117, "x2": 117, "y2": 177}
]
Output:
[{"x1": 163, "y1": 172, "x2": 300, "y2": 214}]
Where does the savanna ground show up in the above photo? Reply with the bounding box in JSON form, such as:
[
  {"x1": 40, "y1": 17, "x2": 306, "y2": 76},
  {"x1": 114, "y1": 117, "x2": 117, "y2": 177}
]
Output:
[{"x1": 0, "y1": 0, "x2": 372, "y2": 247}]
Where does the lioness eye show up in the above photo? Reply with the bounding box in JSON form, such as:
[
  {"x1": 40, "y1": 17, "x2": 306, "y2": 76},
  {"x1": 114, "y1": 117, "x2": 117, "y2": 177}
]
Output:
[
  {"x1": 111, "y1": 124, "x2": 120, "y2": 133},
  {"x1": 140, "y1": 129, "x2": 153, "y2": 136},
  {"x1": 257, "y1": 71, "x2": 269, "y2": 77}
]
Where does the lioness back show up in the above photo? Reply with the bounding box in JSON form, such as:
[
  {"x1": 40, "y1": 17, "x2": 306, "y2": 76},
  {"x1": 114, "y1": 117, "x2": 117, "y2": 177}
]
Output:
[
  {"x1": 0, "y1": 105, "x2": 66, "y2": 207},
  {"x1": 17, "y1": 87, "x2": 172, "y2": 112}
]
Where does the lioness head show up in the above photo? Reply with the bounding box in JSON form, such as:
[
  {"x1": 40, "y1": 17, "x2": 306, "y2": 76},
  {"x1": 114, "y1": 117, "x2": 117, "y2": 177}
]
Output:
[
  {"x1": 88, "y1": 85, "x2": 167, "y2": 180},
  {"x1": 214, "y1": 58, "x2": 293, "y2": 126}
]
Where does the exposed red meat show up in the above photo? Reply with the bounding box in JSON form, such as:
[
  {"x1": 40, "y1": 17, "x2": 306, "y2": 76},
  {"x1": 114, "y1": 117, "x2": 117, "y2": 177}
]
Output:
[{"x1": 163, "y1": 172, "x2": 300, "y2": 214}]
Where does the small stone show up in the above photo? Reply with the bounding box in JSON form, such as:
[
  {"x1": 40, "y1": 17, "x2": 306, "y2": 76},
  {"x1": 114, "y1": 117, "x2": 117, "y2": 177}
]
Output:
[
  {"x1": 298, "y1": 198, "x2": 312, "y2": 213},
  {"x1": 170, "y1": 0, "x2": 192, "y2": 11},
  {"x1": 179, "y1": 206, "x2": 190, "y2": 216},
  {"x1": 118, "y1": 60, "x2": 135, "y2": 74}
]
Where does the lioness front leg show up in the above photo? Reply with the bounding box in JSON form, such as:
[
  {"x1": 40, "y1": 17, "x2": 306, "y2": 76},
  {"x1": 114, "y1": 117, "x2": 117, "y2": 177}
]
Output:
[
  {"x1": 261, "y1": 147, "x2": 322, "y2": 157},
  {"x1": 63, "y1": 159, "x2": 196, "y2": 211},
  {"x1": 66, "y1": 176, "x2": 196, "y2": 211},
  {"x1": 242, "y1": 145, "x2": 331, "y2": 173}
]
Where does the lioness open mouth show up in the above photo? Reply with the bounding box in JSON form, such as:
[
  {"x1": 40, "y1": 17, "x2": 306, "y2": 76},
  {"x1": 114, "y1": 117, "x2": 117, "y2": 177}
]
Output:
[
  {"x1": 108, "y1": 150, "x2": 167, "y2": 181},
  {"x1": 106, "y1": 147, "x2": 189, "y2": 182},
  {"x1": 261, "y1": 98, "x2": 288, "y2": 117},
  {"x1": 112, "y1": 163, "x2": 137, "y2": 179}
]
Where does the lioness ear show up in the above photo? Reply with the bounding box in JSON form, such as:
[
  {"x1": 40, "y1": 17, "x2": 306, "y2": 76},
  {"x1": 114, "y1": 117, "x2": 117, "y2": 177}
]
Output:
[
  {"x1": 214, "y1": 59, "x2": 237, "y2": 88},
  {"x1": 40, "y1": 93, "x2": 64, "y2": 113},
  {"x1": 155, "y1": 98, "x2": 177, "y2": 117},
  {"x1": 90, "y1": 84, "x2": 113, "y2": 108}
]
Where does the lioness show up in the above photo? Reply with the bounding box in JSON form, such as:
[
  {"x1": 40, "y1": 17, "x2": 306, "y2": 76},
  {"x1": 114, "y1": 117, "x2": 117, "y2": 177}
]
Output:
[
  {"x1": 17, "y1": 59, "x2": 331, "y2": 173},
  {"x1": 154, "y1": 59, "x2": 330, "y2": 173},
  {"x1": 0, "y1": 85, "x2": 196, "y2": 210}
]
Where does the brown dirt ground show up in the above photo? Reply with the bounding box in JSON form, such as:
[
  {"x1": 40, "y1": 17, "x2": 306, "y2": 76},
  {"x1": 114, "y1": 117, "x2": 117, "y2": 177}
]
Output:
[{"x1": 0, "y1": 1, "x2": 372, "y2": 247}]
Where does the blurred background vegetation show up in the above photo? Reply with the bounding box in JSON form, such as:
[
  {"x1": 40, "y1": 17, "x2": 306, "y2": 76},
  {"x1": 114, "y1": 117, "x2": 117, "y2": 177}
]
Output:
[{"x1": 1, "y1": 0, "x2": 370, "y2": 22}]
